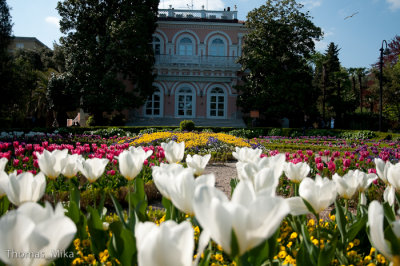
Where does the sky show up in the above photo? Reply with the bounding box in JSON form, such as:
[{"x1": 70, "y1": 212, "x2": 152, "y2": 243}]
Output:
[{"x1": 7, "y1": 0, "x2": 400, "y2": 69}]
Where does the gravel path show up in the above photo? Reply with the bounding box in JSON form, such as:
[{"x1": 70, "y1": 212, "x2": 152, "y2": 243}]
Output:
[{"x1": 203, "y1": 162, "x2": 237, "y2": 198}]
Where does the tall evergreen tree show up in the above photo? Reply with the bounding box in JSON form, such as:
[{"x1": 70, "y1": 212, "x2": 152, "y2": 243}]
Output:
[
  {"x1": 237, "y1": 0, "x2": 322, "y2": 126},
  {"x1": 55, "y1": 0, "x2": 159, "y2": 124},
  {"x1": 0, "y1": 0, "x2": 13, "y2": 124}
]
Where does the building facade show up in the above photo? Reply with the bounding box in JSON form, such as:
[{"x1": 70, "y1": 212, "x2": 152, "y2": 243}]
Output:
[
  {"x1": 8, "y1": 36, "x2": 49, "y2": 52},
  {"x1": 129, "y1": 7, "x2": 246, "y2": 127}
]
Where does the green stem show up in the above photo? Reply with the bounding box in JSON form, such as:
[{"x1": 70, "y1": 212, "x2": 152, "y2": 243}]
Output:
[
  {"x1": 91, "y1": 184, "x2": 96, "y2": 208},
  {"x1": 294, "y1": 182, "x2": 299, "y2": 197},
  {"x1": 316, "y1": 213, "x2": 321, "y2": 252},
  {"x1": 234, "y1": 255, "x2": 242, "y2": 266},
  {"x1": 344, "y1": 199, "x2": 349, "y2": 217}
]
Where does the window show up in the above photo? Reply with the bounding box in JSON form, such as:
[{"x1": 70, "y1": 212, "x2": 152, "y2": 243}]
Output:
[
  {"x1": 209, "y1": 38, "x2": 225, "y2": 56},
  {"x1": 178, "y1": 38, "x2": 193, "y2": 56},
  {"x1": 176, "y1": 87, "x2": 195, "y2": 117},
  {"x1": 208, "y1": 87, "x2": 225, "y2": 118},
  {"x1": 16, "y1": 43, "x2": 24, "y2": 49},
  {"x1": 153, "y1": 37, "x2": 161, "y2": 55},
  {"x1": 145, "y1": 89, "x2": 162, "y2": 116}
]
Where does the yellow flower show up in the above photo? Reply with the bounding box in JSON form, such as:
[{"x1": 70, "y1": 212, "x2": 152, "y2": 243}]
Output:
[
  {"x1": 353, "y1": 239, "x2": 360, "y2": 246},
  {"x1": 329, "y1": 214, "x2": 336, "y2": 221},
  {"x1": 215, "y1": 254, "x2": 224, "y2": 262},
  {"x1": 287, "y1": 241, "x2": 293, "y2": 248},
  {"x1": 307, "y1": 219, "x2": 315, "y2": 227},
  {"x1": 217, "y1": 245, "x2": 223, "y2": 251},
  {"x1": 364, "y1": 255, "x2": 372, "y2": 262},
  {"x1": 74, "y1": 239, "x2": 81, "y2": 249},
  {"x1": 369, "y1": 247, "x2": 376, "y2": 256},
  {"x1": 82, "y1": 239, "x2": 91, "y2": 247},
  {"x1": 72, "y1": 258, "x2": 84, "y2": 265},
  {"x1": 290, "y1": 232, "x2": 298, "y2": 239},
  {"x1": 278, "y1": 251, "x2": 287, "y2": 259},
  {"x1": 376, "y1": 254, "x2": 386, "y2": 264},
  {"x1": 347, "y1": 242, "x2": 354, "y2": 250},
  {"x1": 312, "y1": 239, "x2": 319, "y2": 246}
]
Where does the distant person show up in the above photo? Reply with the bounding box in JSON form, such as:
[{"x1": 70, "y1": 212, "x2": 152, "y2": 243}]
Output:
[{"x1": 330, "y1": 117, "x2": 335, "y2": 129}]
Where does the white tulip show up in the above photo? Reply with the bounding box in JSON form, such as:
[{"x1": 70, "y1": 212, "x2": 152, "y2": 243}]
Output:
[
  {"x1": 288, "y1": 175, "x2": 337, "y2": 215},
  {"x1": 387, "y1": 163, "x2": 400, "y2": 189},
  {"x1": 6, "y1": 172, "x2": 46, "y2": 206},
  {"x1": 0, "y1": 171, "x2": 8, "y2": 198},
  {"x1": 193, "y1": 181, "x2": 289, "y2": 256},
  {"x1": 353, "y1": 170, "x2": 377, "y2": 205},
  {"x1": 135, "y1": 220, "x2": 194, "y2": 266},
  {"x1": 152, "y1": 163, "x2": 186, "y2": 199},
  {"x1": 161, "y1": 141, "x2": 185, "y2": 164},
  {"x1": 186, "y1": 154, "x2": 211, "y2": 176},
  {"x1": 37, "y1": 149, "x2": 69, "y2": 179},
  {"x1": 61, "y1": 154, "x2": 83, "y2": 178},
  {"x1": 117, "y1": 146, "x2": 152, "y2": 181},
  {"x1": 368, "y1": 200, "x2": 400, "y2": 261},
  {"x1": 0, "y1": 202, "x2": 77, "y2": 266},
  {"x1": 232, "y1": 147, "x2": 262, "y2": 163},
  {"x1": 333, "y1": 172, "x2": 360, "y2": 200},
  {"x1": 374, "y1": 158, "x2": 390, "y2": 183},
  {"x1": 154, "y1": 162, "x2": 215, "y2": 214},
  {"x1": 77, "y1": 158, "x2": 109, "y2": 183},
  {"x1": 283, "y1": 161, "x2": 310, "y2": 183},
  {"x1": 236, "y1": 154, "x2": 285, "y2": 195},
  {"x1": 0, "y1": 157, "x2": 7, "y2": 171}
]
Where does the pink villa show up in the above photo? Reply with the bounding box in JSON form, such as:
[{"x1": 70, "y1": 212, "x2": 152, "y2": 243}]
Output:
[{"x1": 127, "y1": 6, "x2": 247, "y2": 127}]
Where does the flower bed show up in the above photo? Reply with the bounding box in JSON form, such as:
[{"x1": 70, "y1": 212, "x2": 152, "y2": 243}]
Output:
[{"x1": 0, "y1": 133, "x2": 400, "y2": 265}]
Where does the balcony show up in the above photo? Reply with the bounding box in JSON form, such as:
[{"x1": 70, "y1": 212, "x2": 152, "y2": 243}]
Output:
[
  {"x1": 154, "y1": 55, "x2": 240, "y2": 68},
  {"x1": 158, "y1": 8, "x2": 238, "y2": 21}
]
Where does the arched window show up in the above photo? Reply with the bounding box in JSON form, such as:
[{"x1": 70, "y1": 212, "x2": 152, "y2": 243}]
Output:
[
  {"x1": 208, "y1": 87, "x2": 225, "y2": 118},
  {"x1": 176, "y1": 87, "x2": 195, "y2": 117},
  {"x1": 153, "y1": 36, "x2": 161, "y2": 55},
  {"x1": 178, "y1": 37, "x2": 193, "y2": 56},
  {"x1": 209, "y1": 38, "x2": 225, "y2": 56},
  {"x1": 145, "y1": 88, "x2": 162, "y2": 116}
]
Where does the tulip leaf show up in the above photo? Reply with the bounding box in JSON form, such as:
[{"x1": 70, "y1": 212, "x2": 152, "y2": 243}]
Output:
[
  {"x1": 230, "y1": 229, "x2": 240, "y2": 259},
  {"x1": 301, "y1": 198, "x2": 317, "y2": 217},
  {"x1": 109, "y1": 193, "x2": 128, "y2": 228},
  {"x1": 347, "y1": 214, "x2": 367, "y2": 242},
  {"x1": 66, "y1": 200, "x2": 80, "y2": 223},
  {"x1": 108, "y1": 221, "x2": 136, "y2": 265},
  {"x1": 317, "y1": 236, "x2": 337, "y2": 266},
  {"x1": 97, "y1": 190, "x2": 106, "y2": 219},
  {"x1": 127, "y1": 177, "x2": 148, "y2": 222},
  {"x1": 297, "y1": 224, "x2": 318, "y2": 265},
  {"x1": 0, "y1": 196, "x2": 10, "y2": 216},
  {"x1": 87, "y1": 206, "x2": 108, "y2": 255},
  {"x1": 384, "y1": 223, "x2": 400, "y2": 255},
  {"x1": 230, "y1": 178, "x2": 239, "y2": 196},
  {"x1": 383, "y1": 201, "x2": 396, "y2": 222},
  {"x1": 70, "y1": 185, "x2": 80, "y2": 209},
  {"x1": 198, "y1": 243, "x2": 212, "y2": 266},
  {"x1": 334, "y1": 199, "x2": 347, "y2": 244}
]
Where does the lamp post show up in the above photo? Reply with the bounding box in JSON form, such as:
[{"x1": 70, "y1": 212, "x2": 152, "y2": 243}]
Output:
[{"x1": 379, "y1": 40, "x2": 388, "y2": 132}]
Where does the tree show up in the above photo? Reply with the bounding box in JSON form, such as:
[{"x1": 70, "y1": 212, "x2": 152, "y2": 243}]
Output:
[
  {"x1": 56, "y1": 0, "x2": 159, "y2": 124},
  {"x1": 355, "y1": 67, "x2": 367, "y2": 112},
  {"x1": 0, "y1": 0, "x2": 13, "y2": 124},
  {"x1": 237, "y1": 0, "x2": 322, "y2": 126},
  {"x1": 0, "y1": 0, "x2": 12, "y2": 57}
]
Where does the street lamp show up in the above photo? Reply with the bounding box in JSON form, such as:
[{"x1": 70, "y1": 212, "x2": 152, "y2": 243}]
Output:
[{"x1": 379, "y1": 40, "x2": 389, "y2": 132}]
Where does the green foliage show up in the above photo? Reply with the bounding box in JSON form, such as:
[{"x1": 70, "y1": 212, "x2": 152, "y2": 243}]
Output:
[
  {"x1": 340, "y1": 130, "x2": 377, "y2": 140},
  {"x1": 268, "y1": 128, "x2": 283, "y2": 136},
  {"x1": 56, "y1": 0, "x2": 159, "y2": 124},
  {"x1": 84, "y1": 127, "x2": 128, "y2": 138},
  {"x1": 179, "y1": 120, "x2": 195, "y2": 131},
  {"x1": 237, "y1": 0, "x2": 322, "y2": 121},
  {"x1": 86, "y1": 116, "x2": 96, "y2": 127}
]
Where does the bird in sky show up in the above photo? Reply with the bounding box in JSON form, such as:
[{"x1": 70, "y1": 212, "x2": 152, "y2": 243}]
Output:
[{"x1": 344, "y1": 11, "x2": 359, "y2": 20}]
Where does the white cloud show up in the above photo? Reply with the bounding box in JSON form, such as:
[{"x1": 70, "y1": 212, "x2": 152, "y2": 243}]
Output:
[
  {"x1": 300, "y1": 0, "x2": 322, "y2": 9},
  {"x1": 314, "y1": 39, "x2": 328, "y2": 52},
  {"x1": 45, "y1": 16, "x2": 60, "y2": 27},
  {"x1": 159, "y1": 0, "x2": 224, "y2": 10},
  {"x1": 322, "y1": 28, "x2": 334, "y2": 38},
  {"x1": 386, "y1": 0, "x2": 400, "y2": 10}
]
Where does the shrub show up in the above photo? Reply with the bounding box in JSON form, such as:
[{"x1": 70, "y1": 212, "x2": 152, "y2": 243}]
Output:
[
  {"x1": 268, "y1": 128, "x2": 283, "y2": 136},
  {"x1": 86, "y1": 116, "x2": 95, "y2": 127},
  {"x1": 180, "y1": 120, "x2": 195, "y2": 131}
]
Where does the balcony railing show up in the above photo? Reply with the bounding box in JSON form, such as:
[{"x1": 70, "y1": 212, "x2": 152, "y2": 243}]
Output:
[
  {"x1": 158, "y1": 8, "x2": 238, "y2": 20},
  {"x1": 155, "y1": 55, "x2": 240, "y2": 68}
]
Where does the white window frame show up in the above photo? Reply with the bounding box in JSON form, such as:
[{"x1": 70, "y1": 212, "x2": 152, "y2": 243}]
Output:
[
  {"x1": 178, "y1": 37, "x2": 193, "y2": 56},
  {"x1": 207, "y1": 87, "x2": 227, "y2": 119},
  {"x1": 175, "y1": 86, "x2": 196, "y2": 118},
  {"x1": 209, "y1": 38, "x2": 226, "y2": 56},
  {"x1": 144, "y1": 88, "x2": 163, "y2": 117}
]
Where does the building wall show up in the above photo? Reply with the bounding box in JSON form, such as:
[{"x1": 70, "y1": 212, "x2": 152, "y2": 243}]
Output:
[{"x1": 132, "y1": 11, "x2": 246, "y2": 122}]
